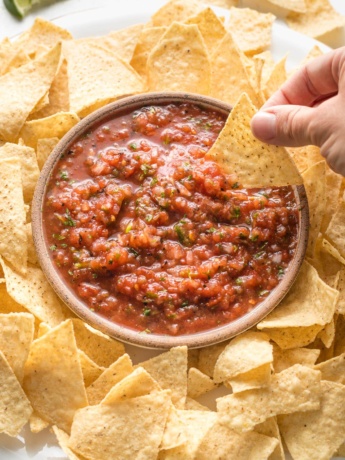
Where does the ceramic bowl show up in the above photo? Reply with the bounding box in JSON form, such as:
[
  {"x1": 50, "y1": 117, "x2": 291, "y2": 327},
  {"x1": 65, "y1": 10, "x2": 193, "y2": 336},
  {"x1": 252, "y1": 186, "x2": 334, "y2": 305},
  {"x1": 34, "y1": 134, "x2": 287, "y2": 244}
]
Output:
[{"x1": 32, "y1": 92, "x2": 309, "y2": 349}]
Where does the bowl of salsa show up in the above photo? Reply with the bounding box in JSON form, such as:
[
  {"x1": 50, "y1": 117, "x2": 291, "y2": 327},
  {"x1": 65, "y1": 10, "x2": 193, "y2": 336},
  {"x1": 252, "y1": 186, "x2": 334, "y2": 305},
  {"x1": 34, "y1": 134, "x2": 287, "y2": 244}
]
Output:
[{"x1": 32, "y1": 92, "x2": 308, "y2": 349}]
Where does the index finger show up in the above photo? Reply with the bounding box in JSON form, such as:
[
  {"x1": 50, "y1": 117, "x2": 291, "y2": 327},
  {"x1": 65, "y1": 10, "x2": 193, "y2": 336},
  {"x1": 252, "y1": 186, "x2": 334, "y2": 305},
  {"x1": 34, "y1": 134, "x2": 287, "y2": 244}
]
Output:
[{"x1": 262, "y1": 46, "x2": 345, "y2": 109}]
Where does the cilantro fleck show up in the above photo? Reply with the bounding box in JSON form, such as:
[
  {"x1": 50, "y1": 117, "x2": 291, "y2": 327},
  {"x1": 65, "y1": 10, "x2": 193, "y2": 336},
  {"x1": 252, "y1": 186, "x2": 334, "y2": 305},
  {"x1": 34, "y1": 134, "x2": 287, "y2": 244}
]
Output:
[
  {"x1": 233, "y1": 207, "x2": 241, "y2": 218},
  {"x1": 53, "y1": 233, "x2": 65, "y2": 240},
  {"x1": 145, "y1": 214, "x2": 153, "y2": 223},
  {"x1": 129, "y1": 142, "x2": 137, "y2": 151},
  {"x1": 232, "y1": 182, "x2": 239, "y2": 189},
  {"x1": 249, "y1": 234, "x2": 258, "y2": 241},
  {"x1": 278, "y1": 267, "x2": 285, "y2": 276},
  {"x1": 143, "y1": 308, "x2": 151, "y2": 316},
  {"x1": 49, "y1": 245, "x2": 57, "y2": 251},
  {"x1": 128, "y1": 248, "x2": 139, "y2": 258},
  {"x1": 181, "y1": 300, "x2": 189, "y2": 307},
  {"x1": 59, "y1": 170, "x2": 69, "y2": 180}
]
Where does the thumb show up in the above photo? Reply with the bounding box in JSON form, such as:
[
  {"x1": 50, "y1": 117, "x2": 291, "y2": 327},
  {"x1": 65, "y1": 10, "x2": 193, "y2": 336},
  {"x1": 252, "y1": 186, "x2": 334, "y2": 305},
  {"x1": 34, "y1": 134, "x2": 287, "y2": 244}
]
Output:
[{"x1": 251, "y1": 105, "x2": 319, "y2": 147}]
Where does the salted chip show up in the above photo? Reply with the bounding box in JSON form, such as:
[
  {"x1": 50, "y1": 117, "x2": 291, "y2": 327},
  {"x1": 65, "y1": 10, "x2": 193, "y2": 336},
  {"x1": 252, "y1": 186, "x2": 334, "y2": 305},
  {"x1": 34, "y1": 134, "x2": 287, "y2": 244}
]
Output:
[
  {"x1": 227, "y1": 363, "x2": 272, "y2": 393},
  {"x1": 257, "y1": 260, "x2": 338, "y2": 329},
  {"x1": 0, "y1": 351, "x2": 32, "y2": 437},
  {"x1": 287, "y1": 144, "x2": 323, "y2": 174},
  {"x1": 78, "y1": 350, "x2": 104, "y2": 387},
  {"x1": 53, "y1": 426, "x2": 84, "y2": 460},
  {"x1": 326, "y1": 198, "x2": 345, "y2": 259},
  {"x1": 286, "y1": 0, "x2": 345, "y2": 41},
  {"x1": 30, "y1": 58, "x2": 70, "y2": 120},
  {"x1": 26, "y1": 223, "x2": 38, "y2": 266},
  {"x1": 317, "y1": 318, "x2": 336, "y2": 348},
  {"x1": 198, "y1": 342, "x2": 228, "y2": 378},
  {"x1": 213, "y1": 331, "x2": 273, "y2": 383},
  {"x1": 0, "y1": 282, "x2": 27, "y2": 314},
  {"x1": 23, "y1": 319, "x2": 88, "y2": 432},
  {"x1": 106, "y1": 24, "x2": 144, "y2": 63},
  {"x1": 87, "y1": 354, "x2": 133, "y2": 405},
  {"x1": 130, "y1": 27, "x2": 167, "y2": 78},
  {"x1": 321, "y1": 167, "x2": 343, "y2": 233},
  {"x1": 0, "y1": 158, "x2": 27, "y2": 274},
  {"x1": 184, "y1": 397, "x2": 211, "y2": 411},
  {"x1": 206, "y1": 93, "x2": 302, "y2": 187},
  {"x1": 0, "y1": 312, "x2": 34, "y2": 384},
  {"x1": 217, "y1": 364, "x2": 321, "y2": 432},
  {"x1": 185, "y1": 8, "x2": 226, "y2": 52},
  {"x1": 14, "y1": 18, "x2": 72, "y2": 57},
  {"x1": 264, "y1": 324, "x2": 324, "y2": 349},
  {"x1": 0, "y1": 43, "x2": 61, "y2": 142},
  {"x1": 244, "y1": 0, "x2": 306, "y2": 16},
  {"x1": 227, "y1": 7, "x2": 275, "y2": 55},
  {"x1": 19, "y1": 112, "x2": 79, "y2": 148},
  {"x1": 160, "y1": 405, "x2": 186, "y2": 450},
  {"x1": 71, "y1": 318, "x2": 125, "y2": 368},
  {"x1": 278, "y1": 381, "x2": 345, "y2": 460},
  {"x1": 147, "y1": 22, "x2": 211, "y2": 95},
  {"x1": 302, "y1": 161, "x2": 326, "y2": 258},
  {"x1": 273, "y1": 345, "x2": 320, "y2": 373},
  {"x1": 0, "y1": 38, "x2": 30, "y2": 76},
  {"x1": 336, "y1": 268, "x2": 345, "y2": 314},
  {"x1": 187, "y1": 367, "x2": 217, "y2": 399},
  {"x1": 36, "y1": 137, "x2": 59, "y2": 170},
  {"x1": 187, "y1": 348, "x2": 199, "y2": 370},
  {"x1": 314, "y1": 352, "x2": 345, "y2": 385},
  {"x1": 69, "y1": 391, "x2": 171, "y2": 460},
  {"x1": 210, "y1": 34, "x2": 261, "y2": 108},
  {"x1": 151, "y1": 0, "x2": 205, "y2": 26},
  {"x1": 159, "y1": 410, "x2": 217, "y2": 460},
  {"x1": 195, "y1": 421, "x2": 279, "y2": 460},
  {"x1": 138, "y1": 346, "x2": 187, "y2": 409},
  {"x1": 0, "y1": 142, "x2": 40, "y2": 203},
  {"x1": 301, "y1": 44, "x2": 324, "y2": 66},
  {"x1": 255, "y1": 416, "x2": 284, "y2": 460},
  {"x1": 262, "y1": 55, "x2": 287, "y2": 100},
  {"x1": 30, "y1": 412, "x2": 50, "y2": 434},
  {"x1": 0, "y1": 258, "x2": 65, "y2": 326},
  {"x1": 63, "y1": 41, "x2": 143, "y2": 117}
]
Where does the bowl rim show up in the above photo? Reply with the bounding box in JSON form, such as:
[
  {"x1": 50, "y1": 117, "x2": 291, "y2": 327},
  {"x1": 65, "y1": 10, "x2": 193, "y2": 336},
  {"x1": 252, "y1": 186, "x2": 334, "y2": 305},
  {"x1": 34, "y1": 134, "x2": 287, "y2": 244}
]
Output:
[{"x1": 31, "y1": 91, "x2": 309, "y2": 349}]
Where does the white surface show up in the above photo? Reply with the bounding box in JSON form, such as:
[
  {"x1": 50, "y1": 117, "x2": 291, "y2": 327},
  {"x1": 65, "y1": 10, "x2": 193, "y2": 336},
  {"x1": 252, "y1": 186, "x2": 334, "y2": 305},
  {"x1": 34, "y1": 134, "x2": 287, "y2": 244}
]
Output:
[{"x1": 0, "y1": 0, "x2": 345, "y2": 459}]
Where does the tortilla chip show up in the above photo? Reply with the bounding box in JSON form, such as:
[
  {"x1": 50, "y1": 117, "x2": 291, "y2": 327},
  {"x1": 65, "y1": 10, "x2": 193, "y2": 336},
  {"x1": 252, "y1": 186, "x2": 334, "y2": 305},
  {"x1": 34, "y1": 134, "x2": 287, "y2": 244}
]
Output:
[
  {"x1": 273, "y1": 345, "x2": 320, "y2": 373},
  {"x1": 265, "y1": 324, "x2": 324, "y2": 349},
  {"x1": 23, "y1": 319, "x2": 88, "y2": 433},
  {"x1": 184, "y1": 397, "x2": 211, "y2": 411},
  {"x1": 187, "y1": 348, "x2": 199, "y2": 370},
  {"x1": 217, "y1": 364, "x2": 321, "y2": 432},
  {"x1": 227, "y1": 363, "x2": 272, "y2": 393},
  {"x1": 130, "y1": 27, "x2": 167, "y2": 78},
  {"x1": 197, "y1": 342, "x2": 228, "y2": 378},
  {"x1": 0, "y1": 258, "x2": 66, "y2": 326},
  {"x1": 0, "y1": 142, "x2": 40, "y2": 203},
  {"x1": 159, "y1": 410, "x2": 217, "y2": 459},
  {"x1": 71, "y1": 318, "x2": 125, "y2": 368},
  {"x1": 278, "y1": 381, "x2": 345, "y2": 460},
  {"x1": 336, "y1": 268, "x2": 345, "y2": 314},
  {"x1": 210, "y1": 34, "x2": 261, "y2": 107},
  {"x1": 147, "y1": 22, "x2": 211, "y2": 95},
  {"x1": 0, "y1": 43, "x2": 61, "y2": 142},
  {"x1": 63, "y1": 41, "x2": 143, "y2": 117},
  {"x1": 314, "y1": 352, "x2": 345, "y2": 384},
  {"x1": 151, "y1": 0, "x2": 205, "y2": 26},
  {"x1": 0, "y1": 350, "x2": 32, "y2": 437},
  {"x1": 0, "y1": 282, "x2": 27, "y2": 314},
  {"x1": 160, "y1": 405, "x2": 186, "y2": 450},
  {"x1": 105, "y1": 24, "x2": 145, "y2": 63},
  {"x1": 29, "y1": 412, "x2": 50, "y2": 434},
  {"x1": 321, "y1": 167, "x2": 343, "y2": 233},
  {"x1": 19, "y1": 111, "x2": 79, "y2": 148},
  {"x1": 258, "y1": 260, "x2": 338, "y2": 329},
  {"x1": 78, "y1": 350, "x2": 104, "y2": 387},
  {"x1": 36, "y1": 137, "x2": 59, "y2": 170},
  {"x1": 194, "y1": 418, "x2": 279, "y2": 460},
  {"x1": 255, "y1": 416, "x2": 284, "y2": 460},
  {"x1": 0, "y1": 312, "x2": 34, "y2": 384},
  {"x1": 0, "y1": 39, "x2": 30, "y2": 76},
  {"x1": 187, "y1": 367, "x2": 217, "y2": 399},
  {"x1": 301, "y1": 44, "x2": 324, "y2": 66},
  {"x1": 53, "y1": 426, "x2": 86, "y2": 460},
  {"x1": 287, "y1": 144, "x2": 323, "y2": 174},
  {"x1": 87, "y1": 354, "x2": 133, "y2": 405},
  {"x1": 14, "y1": 17, "x2": 72, "y2": 57},
  {"x1": 0, "y1": 158, "x2": 27, "y2": 274},
  {"x1": 243, "y1": 0, "x2": 306, "y2": 16},
  {"x1": 302, "y1": 161, "x2": 326, "y2": 258},
  {"x1": 185, "y1": 7, "x2": 226, "y2": 52},
  {"x1": 326, "y1": 198, "x2": 345, "y2": 259},
  {"x1": 138, "y1": 346, "x2": 188, "y2": 409},
  {"x1": 206, "y1": 93, "x2": 302, "y2": 187},
  {"x1": 213, "y1": 331, "x2": 273, "y2": 383},
  {"x1": 69, "y1": 391, "x2": 171, "y2": 460},
  {"x1": 227, "y1": 7, "x2": 275, "y2": 55},
  {"x1": 30, "y1": 58, "x2": 70, "y2": 120},
  {"x1": 286, "y1": 0, "x2": 345, "y2": 41},
  {"x1": 262, "y1": 55, "x2": 287, "y2": 100}
]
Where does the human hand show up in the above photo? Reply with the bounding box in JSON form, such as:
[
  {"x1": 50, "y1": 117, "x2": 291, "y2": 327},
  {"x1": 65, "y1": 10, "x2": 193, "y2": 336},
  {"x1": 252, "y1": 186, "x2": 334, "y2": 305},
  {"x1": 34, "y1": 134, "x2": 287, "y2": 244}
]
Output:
[{"x1": 251, "y1": 46, "x2": 345, "y2": 176}]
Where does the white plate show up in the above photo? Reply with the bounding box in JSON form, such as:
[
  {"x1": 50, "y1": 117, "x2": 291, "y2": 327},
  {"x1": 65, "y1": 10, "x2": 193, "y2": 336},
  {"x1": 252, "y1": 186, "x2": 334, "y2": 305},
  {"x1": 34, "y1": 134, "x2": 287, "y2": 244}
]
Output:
[{"x1": 0, "y1": 1, "x2": 344, "y2": 459}]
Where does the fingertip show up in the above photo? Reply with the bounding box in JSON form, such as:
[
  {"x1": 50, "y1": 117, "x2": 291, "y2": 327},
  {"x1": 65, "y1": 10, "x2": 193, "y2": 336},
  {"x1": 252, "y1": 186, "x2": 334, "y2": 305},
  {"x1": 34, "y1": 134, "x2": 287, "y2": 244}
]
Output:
[{"x1": 251, "y1": 112, "x2": 277, "y2": 142}]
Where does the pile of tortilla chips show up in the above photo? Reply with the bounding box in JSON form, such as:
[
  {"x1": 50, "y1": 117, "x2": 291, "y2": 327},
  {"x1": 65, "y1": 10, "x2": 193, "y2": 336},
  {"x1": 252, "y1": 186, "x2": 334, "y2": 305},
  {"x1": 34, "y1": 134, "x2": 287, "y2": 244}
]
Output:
[{"x1": 1, "y1": 0, "x2": 345, "y2": 459}]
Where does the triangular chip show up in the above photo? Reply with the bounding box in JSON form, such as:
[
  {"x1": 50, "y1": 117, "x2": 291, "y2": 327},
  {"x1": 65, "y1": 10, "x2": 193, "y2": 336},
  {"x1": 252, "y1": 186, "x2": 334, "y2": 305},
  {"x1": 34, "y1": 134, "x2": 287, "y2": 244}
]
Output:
[
  {"x1": 23, "y1": 319, "x2": 88, "y2": 432},
  {"x1": 273, "y1": 345, "x2": 320, "y2": 373},
  {"x1": 151, "y1": 0, "x2": 205, "y2": 27},
  {"x1": 326, "y1": 198, "x2": 345, "y2": 259},
  {"x1": 0, "y1": 43, "x2": 61, "y2": 142},
  {"x1": 314, "y1": 352, "x2": 345, "y2": 385},
  {"x1": 147, "y1": 22, "x2": 211, "y2": 94},
  {"x1": 227, "y1": 363, "x2": 272, "y2": 393},
  {"x1": 185, "y1": 7, "x2": 226, "y2": 52},
  {"x1": 206, "y1": 93, "x2": 302, "y2": 187},
  {"x1": 36, "y1": 137, "x2": 59, "y2": 170},
  {"x1": 187, "y1": 367, "x2": 217, "y2": 399},
  {"x1": 130, "y1": 27, "x2": 167, "y2": 78},
  {"x1": 78, "y1": 350, "x2": 104, "y2": 387},
  {"x1": 263, "y1": 324, "x2": 323, "y2": 349}
]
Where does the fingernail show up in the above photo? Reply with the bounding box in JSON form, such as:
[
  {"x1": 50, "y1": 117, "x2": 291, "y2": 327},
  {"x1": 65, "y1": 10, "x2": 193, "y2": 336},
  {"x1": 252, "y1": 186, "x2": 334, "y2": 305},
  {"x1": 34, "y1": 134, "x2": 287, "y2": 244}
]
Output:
[{"x1": 251, "y1": 112, "x2": 277, "y2": 141}]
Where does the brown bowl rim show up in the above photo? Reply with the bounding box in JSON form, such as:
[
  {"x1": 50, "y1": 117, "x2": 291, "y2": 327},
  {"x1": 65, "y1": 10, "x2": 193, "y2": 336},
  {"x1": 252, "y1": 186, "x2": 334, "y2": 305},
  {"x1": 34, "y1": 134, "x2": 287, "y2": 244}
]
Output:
[{"x1": 31, "y1": 92, "x2": 309, "y2": 349}]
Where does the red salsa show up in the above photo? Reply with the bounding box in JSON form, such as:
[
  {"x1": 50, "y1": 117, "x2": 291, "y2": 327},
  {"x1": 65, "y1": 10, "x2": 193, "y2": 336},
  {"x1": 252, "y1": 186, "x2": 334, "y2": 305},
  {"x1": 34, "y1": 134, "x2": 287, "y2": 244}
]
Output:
[{"x1": 44, "y1": 103, "x2": 299, "y2": 335}]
